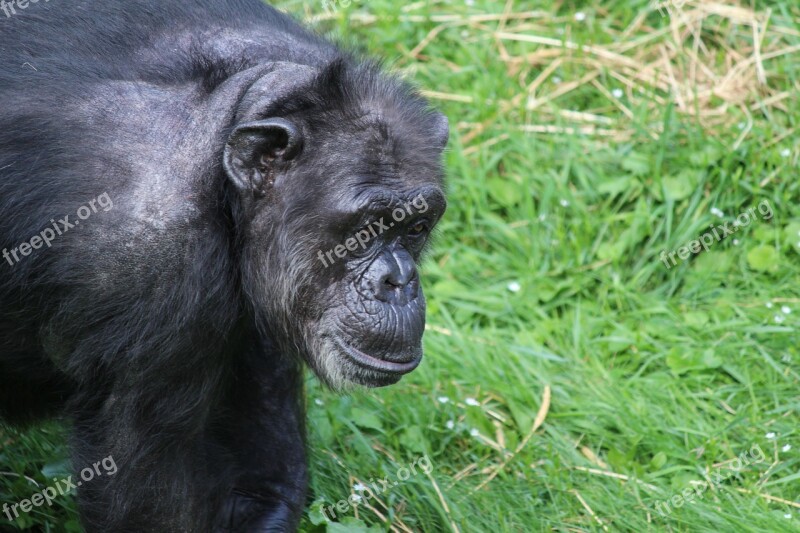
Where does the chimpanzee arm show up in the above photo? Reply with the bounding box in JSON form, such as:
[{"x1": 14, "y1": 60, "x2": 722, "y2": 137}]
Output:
[
  {"x1": 70, "y1": 366, "x2": 228, "y2": 532},
  {"x1": 212, "y1": 333, "x2": 308, "y2": 533},
  {"x1": 70, "y1": 333, "x2": 306, "y2": 533}
]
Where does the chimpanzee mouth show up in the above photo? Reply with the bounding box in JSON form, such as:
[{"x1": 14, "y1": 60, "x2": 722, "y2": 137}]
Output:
[{"x1": 335, "y1": 338, "x2": 422, "y2": 375}]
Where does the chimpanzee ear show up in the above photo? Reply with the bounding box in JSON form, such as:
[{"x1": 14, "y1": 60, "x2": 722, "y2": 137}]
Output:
[{"x1": 223, "y1": 118, "x2": 303, "y2": 195}]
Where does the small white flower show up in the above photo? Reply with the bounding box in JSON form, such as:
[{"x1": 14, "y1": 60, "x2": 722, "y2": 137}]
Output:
[
  {"x1": 437, "y1": 396, "x2": 450, "y2": 404},
  {"x1": 465, "y1": 397, "x2": 480, "y2": 406},
  {"x1": 353, "y1": 483, "x2": 367, "y2": 491},
  {"x1": 611, "y1": 88, "x2": 624, "y2": 98},
  {"x1": 469, "y1": 428, "x2": 480, "y2": 437},
  {"x1": 559, "y1": 199, "x2": 569, "y2": 207},
  {"x1": 460, "y1": 30, "x2": 469, "y2": 38},
  {"x1": 465, "y1": 0, "x2": 475, "y2": 6},
  {"x1": 782, "y1": 444, "x2": 792, "y2": 452},
  {"x1": 732, "y1": 239, "x2": 740, "y2": 246},
  {"x1": 781, "y1": 306, "x2": 792, "y2": 314},
  {"x1": 766, "y1": 432, "x2": 777, "y2": 439},
  {"x1": 782, "y1": 354, "x2": 792, "y2": 363},
  {"x1": 775, "y1": 314, "x2": 786, "y2": 324},
  {"x1": 766, "y1": 302, "x2": 774, "y2": 308},
  {"x1": 785, "y1": 512, "x2": 792, "y2": 519},
  {"x1": 737, "y1": 122, "x2": 746, "y2": 130},
  {"x1": 538, "y1": 213, "x2": 547, "y2": 221},
  {"x1": 507, "y1": 282, "x2": 521, "y2": 293},
  {"x1": 574, "y1": 12, "x2": 586, "y2": 21},
  {"x1": 446, "y1": 420, "x2": 455, "y2": 430},
  {"x1": 552, "y1": 76, "x2": 562, "y2": 84},
  {"x1": 350, "y1": 494, "x2": 362, "y2": 502},
  {"x1": 314, "y1": 399, "x2": 324, "y2": 406},
  {"x1": 710, "y1": 207, "x2": 725, "y2": 218},
  {"x1": 780, "y1": 148, "x2": 791, "y2": 158}
]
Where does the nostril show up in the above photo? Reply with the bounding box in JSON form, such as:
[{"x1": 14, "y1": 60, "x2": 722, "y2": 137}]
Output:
[
  {"x1": 382, "y1": 271, "x2": 404, "y2": 289},
  {"x1": 382, "y1": 269, "x2": 414, "y2": 290},
  {"x1": 376, "y1": 272, "x2": 410, "y2": 304},
  {"x1": 369, "y1": 249, "x2": 417, "y2": 301}
]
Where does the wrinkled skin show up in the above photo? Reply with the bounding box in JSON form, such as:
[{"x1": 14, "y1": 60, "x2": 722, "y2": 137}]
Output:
[
  {"x1": 225, "y1": 63, "x2": 448, "y2": 391},
  {"x1": 0, "y1": 1, "x2": 447, "y2": 532}
]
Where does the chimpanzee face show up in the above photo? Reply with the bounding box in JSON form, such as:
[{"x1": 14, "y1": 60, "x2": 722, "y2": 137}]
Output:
[
  {"x1": 223, "y1": 63, "x2": 448, "y2": 389},
  {"x1": 306, "y1": 183, "x2": 447, "y2": 387}
]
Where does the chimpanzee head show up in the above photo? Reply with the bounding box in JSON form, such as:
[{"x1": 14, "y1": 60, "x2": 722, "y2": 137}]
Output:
[{"x1": 223, "y1": 59, "x2": 448, "y2": 389}]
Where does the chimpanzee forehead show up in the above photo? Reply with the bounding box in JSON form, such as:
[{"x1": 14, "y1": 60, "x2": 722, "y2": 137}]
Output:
[
  {"x1": 352, "y1": 184, "x2": 446, "y2": 207},
  {"x1": 328, "y1": 184, "x2": 446, "y2": 221},
  {"x1": 301, "y1": 183, "x2": 445, "y2": 236},
  {"x1": 303, "y1": 129, "x2": 445, "y2": 190}
]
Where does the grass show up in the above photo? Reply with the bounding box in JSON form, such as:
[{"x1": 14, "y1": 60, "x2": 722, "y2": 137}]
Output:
[{"x1": 2, "y1": 0, "x2": 800, "y2": 531}]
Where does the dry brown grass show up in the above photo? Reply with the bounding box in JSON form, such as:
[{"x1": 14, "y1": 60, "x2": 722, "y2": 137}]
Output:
[
  {"x1": 482, "y1": 1, "x2": 797, "y2": 145},
  {"x1": 310, "y1": 1, "x2": 799, "y2": 148},
  {"x1": 529, "y1": 3, "x2": 788, "y2": 145}
]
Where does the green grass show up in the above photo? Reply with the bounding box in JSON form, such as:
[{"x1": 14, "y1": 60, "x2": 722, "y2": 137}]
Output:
[{"x1": 2, "y1": 1, "x2": 800, "y2": 531}]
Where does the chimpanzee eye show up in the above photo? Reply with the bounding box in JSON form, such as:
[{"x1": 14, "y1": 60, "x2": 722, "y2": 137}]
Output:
[{"x1": 408, "y1": 221, "x2": 428, "y2": 238}]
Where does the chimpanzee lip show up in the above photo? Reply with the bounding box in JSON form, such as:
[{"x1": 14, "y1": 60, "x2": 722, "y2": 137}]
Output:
[{"x1": 336, "y1": 338, "x2": 422, "y2": 375}]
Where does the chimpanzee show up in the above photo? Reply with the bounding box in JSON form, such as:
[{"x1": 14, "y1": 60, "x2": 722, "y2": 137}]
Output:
[{"x1": 0, "y1": 0, "x2": 448, "y2": 531}]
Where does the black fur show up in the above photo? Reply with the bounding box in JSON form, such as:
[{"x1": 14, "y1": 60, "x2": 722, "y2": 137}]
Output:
[{"x1": 0, "y1": 1, "x2": 448, "y2": 531}]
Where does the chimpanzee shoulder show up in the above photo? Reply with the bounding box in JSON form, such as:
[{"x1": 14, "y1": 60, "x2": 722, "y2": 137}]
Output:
[{"x1": 0, "y1": 0, "x2": 335, "y2": 88}]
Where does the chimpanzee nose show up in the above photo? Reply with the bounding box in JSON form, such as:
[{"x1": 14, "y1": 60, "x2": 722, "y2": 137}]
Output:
[{"x1": 371, "y1": 248, "x2": 418, "y2": 304}]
